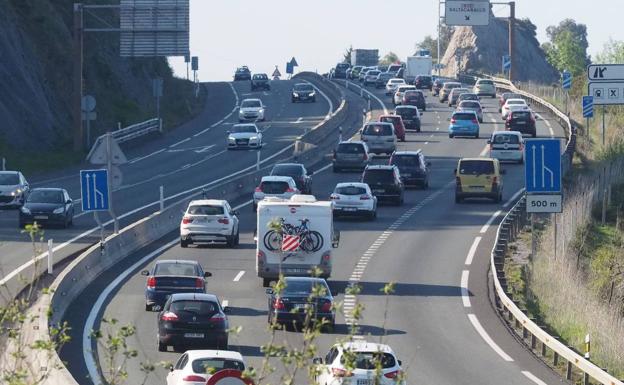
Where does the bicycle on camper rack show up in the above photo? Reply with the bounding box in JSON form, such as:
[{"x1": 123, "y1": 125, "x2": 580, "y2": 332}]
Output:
[{"x1": 263, "y1": 218, "x2": 323, "y2": 252}]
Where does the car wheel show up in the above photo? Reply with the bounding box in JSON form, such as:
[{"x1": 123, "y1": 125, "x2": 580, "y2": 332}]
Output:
[
  {"x1": 423, "y1": 180, "x2": 429, "y2": 189},
  {"x1": 157, "y1": 336, "x2": 166, "y2": 352},
  {"x1": 145, "y1": 303, "x2": 153, "y2": 311},
  {"x1": 180, "y1": 238, "x2": 188, "y2": 248},
  {"x1": 400, "y1": 137, "x2": 405, "y2": 142},
  {"x1": 519, "y1": 158, "x2": 524, "y2": 165},
  {"x1": 475, "y1": 132, "x2": 479, "y2": 139},
  {"x1": 479, "y1": 118, "x2": 483, "y2": 123},
  {"x1": 449, "y1": 134, "x2": 454, "y2": 138},
  {"x1": 332, "y1": 166, "x2": 339, "y2": 173},
  {"x1": 455, "y1": 195, "x2": 463, "y2": 203},
  {"x1": 311, "y1": 97, "x2": 316, "y2": 102},
  {"x1": 497, "y1": 193, "x2": 503, "y2": 203},
  {"x1": 369, "y1": 210, "x2": 377, "y2": 220},
  {"x1": 235, "y1": 229, "x2": 240, "y2": 246},
  {"x1": 262, "y1": 278, "x2": 271, "y2": 288},
  {"x1": 226, "y1": 235, "x2": 235, "y2": 248},
  {"x1": 253, "y1": 203, "x2": 257, "y2": 212},
  {"x1": 323, "y1": 321, "x2": 335, "y2": 333}
]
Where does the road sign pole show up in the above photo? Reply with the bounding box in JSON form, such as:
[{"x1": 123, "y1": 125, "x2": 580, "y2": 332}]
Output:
[
  {"x1": 553, "y1": 213, "x2": 557, "y2": 259},
  {"x1": 106, "y1": 133, "x2": 118, "y2": 234},
  {"x1": 602, "y1": 105, "x2": 606, "y2": 147},
  {"x1": 159, "y1": 185, "x2": 164, "y2": 211},
  {"x1": 531, "y1": 214, "x2": 537, "y2": 259},
  {"x1": 93, "y1": 211, "x2": 104, "y2": 248},
  {"x1": 47, "y1": 239, "x2": 54, "y2": 275}
]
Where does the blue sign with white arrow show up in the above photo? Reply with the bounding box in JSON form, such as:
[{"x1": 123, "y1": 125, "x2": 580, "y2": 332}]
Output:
[
  {"x1": 582, "y1": 95, "x2": 594, "y2": 118},
  {"x1": 80, "y1": 169, "x2": 109, "y2": 211},
  {"x1": 502, "y1": 55, "x2": 511, "y2": 72},
  {"x1": 524, "y1": 139, "x2": 562, "y2": 193},
  {"x1": 562, "y1": 70, "x2": 572, "y2": 90}
]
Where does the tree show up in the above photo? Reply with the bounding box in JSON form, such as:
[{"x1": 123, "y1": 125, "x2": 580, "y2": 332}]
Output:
[
  {"x1": 596, "y1": 39, "x2": 624, "y2": 64},
  {"x1": 543, "y1": 19, "x2": 590, "y2": 75},
  {"x1": 342, "y1": 46, "x2": 353, "y2": 64},
  {"x1": 379, "y1": 52, "x2": 399, "y2": 66},
  {"x1": 416, "y1": 25, "x2": 454, "y2": 61}
]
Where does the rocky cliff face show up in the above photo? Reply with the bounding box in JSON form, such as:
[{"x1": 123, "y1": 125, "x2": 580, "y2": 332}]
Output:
[
  {"x1": 0, "y1": 0, "x2": 190, "y2": 153},
  {"x1": 440, "y1": 17, "x2": 558, "y2": 83}
]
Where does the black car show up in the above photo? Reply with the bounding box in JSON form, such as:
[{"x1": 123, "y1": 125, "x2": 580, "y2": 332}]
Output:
[
  {"x1": 402, "y1": 90, "x2": 426, "y2": 111},
  {"x1": 394, "y1": 105, "x2": 422, "y2": 131},
  {"x1": 157, "y1": 293, "x2": 229, "y2": 351},
  {"x1": 389, "y1": 150, "x2": 430, "y2": 188},
  {"x1": 291, "y1": 83, "x2": 316, "y2": 102},
  {"x1": 142, "y1": 259, "x2": 212, "y2": 311},
  {"x1": 251, "y1": 73, "x2": 270, "y2": 91},
  {"x1": 414, "y1": 75, "x2": 433, "y2": 90},
  {"x1": 333, "y1": 62, "x2": 350, "y2": 79},
  {"x1": 270, "y1": 163, "x2": 312, "y2": 194},
  {"x1": 432, "y1": 78, "x2": 444, "y2": 96},
  {"x1": 233, "y1": 66, "x2": 251, "y2": 81},
  {"x1": 505, "y1": 110, "x2": 537, "y2": 137},
  {"x1": 266, "y1": 277, "x2": 335, "y2": 331},
  {"x1": 361, "y1": 165, "x2": 404, "y2": 205},
  {"x1": 395, "y1": 67, "x2": 405, "y2": 79},
  {"x1": 19, "y1": 188, "x2": 73, "y2": 228},
  {"x1": 375, "y1": 72, "x2": 394, "y2": 89}
]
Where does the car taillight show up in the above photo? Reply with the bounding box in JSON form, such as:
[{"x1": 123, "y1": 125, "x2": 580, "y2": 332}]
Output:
[
  {"x1": 362, "y1": 153, "x2": 368, "y2": 160},
  {"x1": 472, "y1": 118, "x2": 478, "y2": 124},
  {"x1": 286, "y1": 187, "x2": 296, "y2": 193},
  {"x1": 147, "y1": 277, "x2": 156, "y2": 289},
  {"x1": 450, "y1": 118, "x2": 456, "y2": 124},
  {"x1": 321, "y1": 253, "x2": 331, "y2": 265},
  {"x1": 320, "y1": 300, "x2": 332, "y2": 312},
  {"x1": 330, "y1": 194, "x2": 340, "y2": 200},
  {"x1": 255, "y1": 186, "x2": 262, "y2": 192},
  {"x1": 519, "y1": 143, "x2": 524, "y2": 151},
  {"x1": 492, "y1": 176, "x2": 499, "y2": 188},
  {"x1": 161, "y1": 311, "x2": 178, "y2": 321},
  {"x1": 332, "y1": 368, "x2": 352, "y2": 377},
  {"x1": 195, "y1": 278, "x2": 204, "y2": 288},
  {"x1": 209, "y1": 313, "x2": 226, "y2": 324},
  {"x1": 360, "y1": 195, "x2": 371, "y2": 200},
  {"x1": 182, "y1": 217, "x2": 193, "y2": 224},
  {"x1": 257, "y1": 250, "x2": 266, "y2": 266},
  {"x1": 218, "y1": 217, "x2": 229, "y2": 224},
  {"x1": 273, "y1": 298, "x2": 285, "y2": 310},
  {"x1": 182, "y1": 375, "x2": 206, "y2": 382},
  {"x1": 384, "y1": 370, "x2": 402, "y2": 379}
]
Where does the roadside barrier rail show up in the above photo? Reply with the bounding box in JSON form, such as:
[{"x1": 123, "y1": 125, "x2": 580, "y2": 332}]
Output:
[{"x1": 86, "y1": 117, "x2": 162, "y2": 159}]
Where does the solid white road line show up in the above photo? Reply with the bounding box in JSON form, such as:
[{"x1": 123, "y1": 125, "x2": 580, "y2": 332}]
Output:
[
  {"x1": 345, "y1": 80, "x2": 388, "y2": 115},
  {"x1": 170, "y1": 137, "x2": 191, "y2": 148},
  {"x1": 128, "y1": 148, "x2": 166, "y2": 164},
  {"x1": 461, "y1": 270, "x2": 471, "y2": 308},
  {"x1": 304, "y1": 81, "x2": 334, "y2": 120},
  {"x1": 503, "y1": 189, "x2": 525, "y2": 208},
  {"x1": 464, "y1": 237, "x2": 482, "y2": 266},
  {"x1": 536, "y1": 113, "x2": 554, "y2": 137},
  {"x1": 233, "y1": 270, "x2": 245, "y2": 282},
  {"x1": 479, "y1": 210, "x2": 502, "y2": 234},
  {"x1": 467, "y1": 314, "x2": 514, "y2": 362},
  {"x1": 521, "y1": 371, "x2": 548, "y2": 385},
  {"x1": 479, "y1": 144, "x2": 489, "y2": 157}
]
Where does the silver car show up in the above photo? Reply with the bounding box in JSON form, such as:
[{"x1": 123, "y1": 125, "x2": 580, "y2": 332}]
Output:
[
  {"x1": 332, "y1": 141, "x2": 370, "y2": 172},
  {"x1": 0, "y1": 171, "x2": 29, "y2": 208},
  {"x1": 238, "y1": 98, "x2": 265, "y2": 122},
  {"x1": 360, "y1": 122, "x2": 396, "y2": 155},
  {"x1": 227, "y1": 123, "x2": 262, "y2": 149},
  {"x1": 474, "y1": 79, "x2": 497, "y2": 98},
  {"x1": 457, "y1": 100, "x2": 484, "y2": 123}
]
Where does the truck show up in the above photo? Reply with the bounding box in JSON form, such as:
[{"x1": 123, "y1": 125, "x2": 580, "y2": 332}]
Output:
[
  {"x1": 404, "y1": 55, "x2": 433, "y2": 84},
  {"x1": 256, "y1": 195, "x2": 340, "y2": 287},
  {"x1": 351, "y1": 49, "x2": 379, "y2": 67}
]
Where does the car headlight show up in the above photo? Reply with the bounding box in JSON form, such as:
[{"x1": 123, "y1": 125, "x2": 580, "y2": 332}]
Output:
[
  {"x1": 20, "y1": 207, "x2": 31, "y2": 214},
  {"x1": 53, "y1": 207, "x2": 65, "y2": 214},
  {"x1": 11, "y1": 188, "x2": 22, "y2": 196},
  {"x1": 228, "y1": 136, "x2": 236, "y2": 142},
  {"x1": 293, "y1": 92, "x2": 299, "y2": 97},
  {"x1": 250, "y1": 136, "x2": 259, "y2": 141},
  {"x1": 309, "y1": 91, "x2": 316, "y2": 96}
]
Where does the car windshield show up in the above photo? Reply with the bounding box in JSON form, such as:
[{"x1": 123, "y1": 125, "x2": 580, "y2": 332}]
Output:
[
  {"x1": 187, "y1": 205, "x2": 224, "y2": 215},
  {"x1": 478, "y1": 80, "x2": 494, "y2": 85},
  {"x1": 362, "y1": 124, "x2": 393, "y2": 136},
  {"x1": 364, "y1": 169, "x2": 394, "y2": 183},
  {"x1": 335, "y1": 185, "x2": 367, "y2": 195},
  {"x1": 395, "y1": 108, "x2": 417, "y2": 117},
  {"x1": 154, "y1": 263, "x2": 198, "y2": 276},
  {"x1": 367, "y1": 71, "x2": 380, "y2": 76},
  {"x1": 0, "y1": 173, "x2": 20, "y2": 185},
  {"x1": 260, "y1": 181, "x2": 289, "y2": 193},
  {"x1": 337, "y1": 143, "x2": 365, "y2": 154},
  {"x1": 241, "y1": 100, "x2": 261, "y2": 108},
  {"x1": 459, "y1": 160, "x2": 495, "y2": 175},
  {"x1": 389, "y1": 80, "x2": 403, "y2": 84},
  {"x1": 271, "y1": 165, "x2": 303, "y2": 176},
  {"x1": 504, "y1": 93, "x2": 522, "y2": 100},
  {"x1": 511, "y1": 111, "x2": 532, "y2": 119},
  {"x1": 253, "y1": 74, "x2": 267, "y2": 80},
  {"x1": 232, "y1": 125, "x2": 256, "y2": 133},
  {"x1": 507, "y1": 100, "x2": 525, "y2": 105},
  {"x1": 26, "y1": 190, "x2": 64, "y2": 203},
  {"x1": 459, "y1": 101, "x2": 480, "y2": 109},
  {"x1": 340, "y1": 352, "x2": 396, "y2": 369},
  {"x1": 492, "y1": 134, "x2": 520, "y2": 144},
  {"x1": 404, "y1": 91, "x2": 421, "y2": 98},
  {"x1": 460, "y1": 94, "x2": 478, "y2": 100},
  {"x1": 236, "y1": 67, "x2": 249, "y2": 73},
  {"x1": 336, "y1": 63, "x2": 349, "y2": 70},
  {"x1": 170, "y1": 300, "x2": 218, "y2": 316},
  {"x1": 283, "y1": 279, "x2": 329, "y2": 295},
  {"x1": 444, "y1": 83, "x2": 461, "y2": 89},
  {"x1": 453, "y1": 113, "x2": 476, "y2": 121},
  {"x1": 391, "y1": 155, "x2": 419, "y2": 167},
  {"x1": 192, "y1": 358, "x2": 245, "y2": 374},
  {"x1": 380, "y1": 116, "x2": 399, "y2": 125},
  {"x1": 397, "y1": 86, "x2": 415, "y2": 92},
  {"x1": 294, "y1": 84, "x2": 313, "y2": 92}
]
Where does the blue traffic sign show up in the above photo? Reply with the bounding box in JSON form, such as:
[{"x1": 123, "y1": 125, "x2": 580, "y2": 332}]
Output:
[
  {"x1": 502, "y1": 55, "x2": 511, "y2": 72},
  {"x1": 286, "y1": 62, "x2": 294, "y2": 74},
  {"x1": 562, "y1": 70, "x2": 572, "y2": 90},
  {"x1": 289, "y1": 57, "x2": 298, "y2": 67},
  {"x1": 524, "y1": 139, "x2": 562, "y2": 193},
  {"x1": 80, "y1": 169, "x2": 109, "y2": 211},
  {"x1": 582, "y1": 95, "x2": 594, "y2": 118}
]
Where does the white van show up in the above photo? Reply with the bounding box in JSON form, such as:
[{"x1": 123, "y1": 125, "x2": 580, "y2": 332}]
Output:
[{"x1": 256, "y1": 195, "x2": 339, "y2": 287}]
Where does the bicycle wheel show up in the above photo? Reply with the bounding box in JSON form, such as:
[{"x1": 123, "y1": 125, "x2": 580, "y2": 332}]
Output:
[
  {"x1": 300, "y1": 231, "x2": 323, "y2": 252},
  {"x1": 309, "y1": 230, "x2": 324, "y2": 251},
  {"x1": 263, "y1": 230, "x2": 282, "y2": 251}
]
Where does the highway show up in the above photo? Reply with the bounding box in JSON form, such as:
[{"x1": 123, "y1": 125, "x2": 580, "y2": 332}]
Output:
[
  {"x1": 0, "y1": 78, "x2": 335, "y2": 291},
  {"x1": 58, "y1": 81, "x2": 569, "y2": 385}
]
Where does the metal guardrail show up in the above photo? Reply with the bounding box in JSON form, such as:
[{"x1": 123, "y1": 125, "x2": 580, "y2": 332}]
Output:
[
  {"x1": 86, "y1": 118, "x2": 162, "y2": 159},
  {"x1": 460, "y1": 72, "x2": 622, "y2": 384}
]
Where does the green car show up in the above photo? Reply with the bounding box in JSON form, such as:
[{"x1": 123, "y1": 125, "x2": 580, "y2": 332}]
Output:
[{"x1": 349, "y1": 66, "x2": 363, "y2": 80}]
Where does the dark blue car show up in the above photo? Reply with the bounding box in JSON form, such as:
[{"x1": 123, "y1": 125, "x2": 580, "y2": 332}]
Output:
[{"x1": 141, "y1": 260, "x2": 211, "y2": 311}]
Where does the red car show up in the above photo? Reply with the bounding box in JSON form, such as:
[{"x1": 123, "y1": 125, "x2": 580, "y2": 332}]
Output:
[{"x1": 378, "y1": 115, "x2": 406, "y2": 142}]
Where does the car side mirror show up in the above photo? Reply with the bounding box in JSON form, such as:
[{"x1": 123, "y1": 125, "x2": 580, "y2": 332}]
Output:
[
  {"x1": 486, "y1": 139, "x2": 491, "y2": 144},
  {"x1": 140, "y1": 270, "x2": 150, "y2": 276},
  {"x1": 265, "y1": 288, "x2": 274, "y2": 295},
  {"x1": 66, "y1": 199, "x2": 72, "y2": 204},
  {"x1": 233, "y1": 210, "x2": 239, "y2": 216},
  {"x1": 204, "y1": 271, "x2": 212, "y2": 278},
  {"x1": 453, "y1": 168, "x2": 457, "y2": 174},
  {"x1": 313, "y1": 357, "x2": 324, "y2": 365},
  {"x1": 420, "y1": 112, "x2": 424, "y2": 116},
  {"x1": 398, "y1": 360, "x2": 402, "y2": 366},
  {"x1": 226, "y1": 130, "x2": 231, "y2": 134}
]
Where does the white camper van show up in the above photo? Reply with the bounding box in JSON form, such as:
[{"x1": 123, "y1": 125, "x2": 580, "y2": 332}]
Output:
[{"x1": 256, "y1": 195, "x2": 339, "y2": 287}]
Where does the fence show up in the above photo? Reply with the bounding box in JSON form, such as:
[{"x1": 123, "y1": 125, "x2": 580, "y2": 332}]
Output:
[{"x1": 86, "y1": 118, "x2": 162, "y2": 159}]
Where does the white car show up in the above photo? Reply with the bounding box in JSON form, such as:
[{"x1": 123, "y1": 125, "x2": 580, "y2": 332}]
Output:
[
  {"x1": 180, "y1": 199, "x2": 240, "y2": 248},
  {"x1": 238, "y1": 98, "x2": 265, "y2": 122},
  {"x1": 253, "y1": 176, "x2": 300, "y2": 211},
  {"x1": 0, "y1": 171, "x2": 29, "y2": 208},
  {"x1": 227, "y1": 123, "x2": 262, "y2": 149},
  {"x1": 385, "y1": 78, "x2": 406, "y2": 95},
  {"x1": 314, "y1": 341, "x2": 405, "y2": 385},
  {"x1": 473, "y1": 78, "x2": 497, "y2": 98},
  {"x1": 330, "y1": 182, "x2": 377, "y2": 219},
  {"x1": 166, "y1": 350, "x2": 245, "y2": 385},
  {"x1": 501, "y1": 98, "x2": 529, "y2": 120},
  {"x1": 393, "y1": 85, "x2": 416, "y2": 106},
  {"x1": 488, "y1": 131, "x2": 524, "y2": 163}
]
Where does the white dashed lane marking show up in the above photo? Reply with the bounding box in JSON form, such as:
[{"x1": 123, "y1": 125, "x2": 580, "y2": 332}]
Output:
[
  {"x1": 464, "y1": 237, "x2": 481, "y2": 266},
  {"x1": 461, "y1": 270, "x2": 471, "y2": 308},
  {"x1": 233, "y1": 270, "x2": 245, "y2": 282}
]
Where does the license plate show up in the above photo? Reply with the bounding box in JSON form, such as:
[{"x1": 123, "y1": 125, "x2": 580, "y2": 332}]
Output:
[
  {"x1": 293, "y1": 304, "x2": 313, "y2": 311},
  {"x1": 343, "y1": 207, "x2": 357, "y2": 211},
  {"x1": 357, "y1": 380, "x2": 373, "y2": 385},
  {"x1": 402, "y1": 173, "x2": 412, "y2": 177},
  {"x1": 287, "y1": 268, "x2": 308, "y2": 273},
  {"x1": 373, "y1": 189, "x2": 385, "y2": 193},
  {"x1": 184, "y1": 333, "x2": 204, "y2": 338},
  {"x1": 470, "y1": 186, "x2": 485, "y2": 190},
  {"x1": 34, "y1": 215, "x2": 48, "y2": 220},
  {"x1": 517, "y1": 121, "x2": 526, "y2": 125}
]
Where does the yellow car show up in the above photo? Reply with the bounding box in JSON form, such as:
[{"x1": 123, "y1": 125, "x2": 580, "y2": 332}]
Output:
[{"x1": 454, "y1": 157, "x2": 504, "y2": 203}]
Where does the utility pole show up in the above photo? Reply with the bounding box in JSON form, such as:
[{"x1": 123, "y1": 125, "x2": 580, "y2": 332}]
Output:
[
  {"x1": 73, "y1": 3, "x2": 84, "y2": 151},
  {"x1": 437, "y1": 0, "x2": 441, "y2": 75},
  {"x1": 508, "y1": 1, "x2": 515, "y2": 81}
]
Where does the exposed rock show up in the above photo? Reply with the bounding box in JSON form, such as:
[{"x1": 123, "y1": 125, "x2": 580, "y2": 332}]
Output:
[{"x1": 441, "y1": 16, "x2": 559, "y2": 83}]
